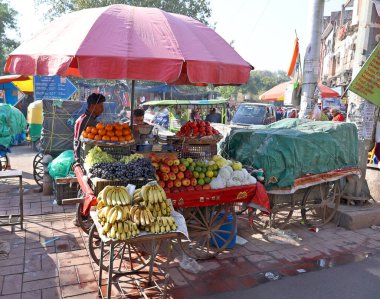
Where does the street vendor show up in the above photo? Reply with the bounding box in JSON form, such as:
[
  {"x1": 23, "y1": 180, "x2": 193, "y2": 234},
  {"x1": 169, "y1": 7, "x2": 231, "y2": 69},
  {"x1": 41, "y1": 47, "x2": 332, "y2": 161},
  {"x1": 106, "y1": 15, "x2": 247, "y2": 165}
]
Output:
[
  {"x1": 330, "y1": 108, "x2": 345, "y2": 122},
  {"x1": 74, "y1": 93, "x2": 106, "y2": 161},
  {"x1": 131, "y1": 108, "x2": 153, "y2": 144}
]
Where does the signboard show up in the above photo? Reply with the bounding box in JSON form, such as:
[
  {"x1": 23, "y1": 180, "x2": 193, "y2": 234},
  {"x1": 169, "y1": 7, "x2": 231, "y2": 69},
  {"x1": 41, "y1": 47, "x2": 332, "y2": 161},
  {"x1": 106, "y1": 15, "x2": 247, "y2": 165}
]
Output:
[
  {"x1": 0, "y1": 83, "x2": 25, "y2": 106},
  {"x1": 348, "y1": 43, "x2": 380, "y2": 106},
  {"x1": 322, "y1": 98, "x2": 341, "y2": 110},
  {"x1": 34, "y1": 75, "x2": 77, "y2": 100}
]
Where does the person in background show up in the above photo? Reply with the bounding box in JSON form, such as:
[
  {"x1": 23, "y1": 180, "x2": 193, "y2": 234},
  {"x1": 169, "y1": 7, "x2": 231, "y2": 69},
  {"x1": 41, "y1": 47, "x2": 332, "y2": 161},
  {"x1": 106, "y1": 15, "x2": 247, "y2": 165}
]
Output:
[
  {"x1": 288, "y1": 108, "x2": 297, "y2": 118},
  {"x1": 131, "y1": 108, "x2": 152, "y2": 143},
  {"x1": 331, "y1": 108, "x2": 345, "y2": 122},
  {"x1": 74, "y1": 93, "x2": 106, "y2": 161},
  {"x1": 190, "y1": 108, "x2": 202, "y2": 121},
  {"x1": 205, "y1": 108, "x2": 222, "y2": 123},
  {"x1": 320, "y1": 107, "x2": 330, "y2": 121},
  {"x1": 275, "y1": 107, "x2": 283, "y2": 121}
]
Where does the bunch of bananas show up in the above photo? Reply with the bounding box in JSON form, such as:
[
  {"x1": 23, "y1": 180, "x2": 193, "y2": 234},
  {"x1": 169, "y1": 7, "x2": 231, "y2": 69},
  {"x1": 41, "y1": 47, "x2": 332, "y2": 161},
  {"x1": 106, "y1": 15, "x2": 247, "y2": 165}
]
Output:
[
  {"x1": 99, "y1": 219, "x2": 140, "y2": 239},
  {"x1": 98, "y1": 185, "x2": 132, "y2": 206},
  {"x1": 130, "y1": 204, "x2": 155, "y2": 226},
  {"x1": 133, "y1": 188, "x2": 143, "y2": 203},
  {"x1": 145, "y1": 216, "x2": 177, "y2": 233},
  {"x1": 97, "y1": 204, "x2": 131, "y2": 224},
  {"x1": 147, "y1": 201, "x2": 171, "y2": 218},
  {"x1": 141, "y1": 184, "x2": 167, "y2": 204}
]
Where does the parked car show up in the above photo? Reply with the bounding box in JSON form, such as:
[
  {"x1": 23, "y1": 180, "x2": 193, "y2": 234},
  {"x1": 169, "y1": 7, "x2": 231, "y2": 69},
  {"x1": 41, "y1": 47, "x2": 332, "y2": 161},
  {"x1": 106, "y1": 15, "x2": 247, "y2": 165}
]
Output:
[{"x1": 230, "y1": 103, "x2": 276, "y2": 126}]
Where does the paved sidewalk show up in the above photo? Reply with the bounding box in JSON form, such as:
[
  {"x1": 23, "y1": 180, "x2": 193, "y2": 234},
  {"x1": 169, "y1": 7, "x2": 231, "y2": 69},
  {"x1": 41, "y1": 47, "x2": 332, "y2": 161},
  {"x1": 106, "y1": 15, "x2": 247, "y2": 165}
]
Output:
[{"x1": 0, "y1": 145, "x2": 379, "y2": 298}]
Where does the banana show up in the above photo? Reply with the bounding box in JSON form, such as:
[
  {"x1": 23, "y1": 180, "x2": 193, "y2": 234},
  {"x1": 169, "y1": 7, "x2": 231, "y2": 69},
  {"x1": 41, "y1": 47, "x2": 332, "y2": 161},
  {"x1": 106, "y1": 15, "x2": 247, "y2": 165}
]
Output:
[
  {"x1": 120, "y1": 232, "x2": 126, "y2": 241},
  {"x1": 105, "y1": 188, "x2": 114, "y2": 206},
  {"x1": 155, "y1": 222, "x2": 160, "y2": 234},
  {"x1": 117, "y1": 222, "x2": 124, "y2": 234},
  {"x1": 145, "y1": 209, "x2": 151, "y2": 226},
  {"x1": 102, "y1": 186, "x2": 113, "y2": 205},
  {"x1": 166, "y1": 224, "x2": 171, "y2": 232},
  {"x1": 141, "y1": 185, "x2": 149, "y2": 201},
  {"x1": 102, "y1": 222, "x2": 111, "y2": 233},
  {"x1": 104, "y1": 206, "x2": 113, "y2": 220},
  {"x1": 130, "y1": 205, "x2": 138, "y2": 221},
  {"x1": 115, "y1": 231, "x2": 120, "y2": 240},
  {"x1": 112, "y1": 189, "x2": 119, "y2": 206},
  {"x1": 120, "y1": 187, "x2": 131, "y2": 205},
  {"x1": 157, "y1": 210, "x2": 162, "y2": 217},
  {"x1": 123, "y1": 221, "x2": 129, "y2": 233},
  {"x1": 140, "y1": 208, "x2": 146, "y2": 226},
  {"x1": 162, "y1": 217, "x2": 167, "y2": 226},
  {"x1": 134, "y1": 208, "x2": 141, "y2": 225},
  {"x1": 152, "y1": 209, "x2": 157, "y2": 218},
  {"x1": 158, "y1": 187, "x2": 167, "y2": 201},
  {"x1": 108, "y1": 207, "x2": 118, "y2": 224},
  {"x1": 115, "y1": 189, "x2": 122, "y2": 205},
  {"x1": 171, "y1": 223, "x2": 177, "y2": 230},
  {"x1": 155, "y1": 203, "x2": 160, "y2": 212},
  {"x1": 122, "y1": 206, "x2": 130, "y2": 220},
  {"x1": 160, "y1": 226, "x2": 165, "y2": 233},
  {"x1": 106, "y1": 206, "x2": 115, "y2": 222},
  {"x1": 97, "y1": 199, "x2": 105, "y2": 210},
  {"x1": 127, "y1": 231, "x2": 131, "y2": 239},
  {"x1": 110, "y1": 225, "x2": 116, "y2": 239},
  {"x1": 116, "y1": 206, "x2": 123, "y2": 221}
]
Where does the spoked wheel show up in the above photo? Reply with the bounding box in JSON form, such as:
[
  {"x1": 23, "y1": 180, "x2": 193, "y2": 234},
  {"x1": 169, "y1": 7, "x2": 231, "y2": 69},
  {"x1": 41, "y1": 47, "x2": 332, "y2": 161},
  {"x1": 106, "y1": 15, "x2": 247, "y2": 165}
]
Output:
[
  {"x1": 33, "y1": 152, "x2": 44, "y2": 187},
  {"x1": 248, "y1": 208, "x2": 270, "y2": 233},
  {"x1": 76, "y1": 190, "x2": 93, "y2": 235},
  {"x1": 88, "y1": 224, "x2": 153, "y2": 274},
  {"x1": 301, "y1": 180, "x2": 341, "y2": 228},
  {"x1": 179, "y1": 204, "x2": 237, "y2": 260},
  {"x1": 0, "y1": 155, "x2": 9, "y2": 171},
  {"x1": 270, "y1": 194, "x2": 296, "y2": 229}
]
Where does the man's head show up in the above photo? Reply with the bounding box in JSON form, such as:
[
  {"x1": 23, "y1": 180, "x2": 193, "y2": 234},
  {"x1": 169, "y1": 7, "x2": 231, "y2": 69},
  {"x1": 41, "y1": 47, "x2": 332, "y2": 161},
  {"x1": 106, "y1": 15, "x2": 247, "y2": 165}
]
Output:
[
  {"x1": 323, "y1": 107, "x2": 330, "y2": 114},
  {"x1": 133, "y1": 109, "x2": 145, "y2": 125},
  {"x1": 330, "y1": 108, "x2": 338, "y2": 116},
  {"x1": 87, "y1": 93, "x2": 105, "y2": 117},
  {"x1": 210, "y1": 108, "x2": 216, "y2": 114}
]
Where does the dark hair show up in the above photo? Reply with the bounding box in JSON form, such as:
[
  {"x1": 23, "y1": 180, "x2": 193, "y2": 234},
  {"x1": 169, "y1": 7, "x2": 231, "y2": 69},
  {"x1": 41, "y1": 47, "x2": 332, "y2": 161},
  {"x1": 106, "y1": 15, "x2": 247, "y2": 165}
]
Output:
[
  {"x1": 87, "y1": 93, "x2": 106, "y2": 106},
  {"x1": 133, "y1": 109, "x2": 145, "y2": 117}
]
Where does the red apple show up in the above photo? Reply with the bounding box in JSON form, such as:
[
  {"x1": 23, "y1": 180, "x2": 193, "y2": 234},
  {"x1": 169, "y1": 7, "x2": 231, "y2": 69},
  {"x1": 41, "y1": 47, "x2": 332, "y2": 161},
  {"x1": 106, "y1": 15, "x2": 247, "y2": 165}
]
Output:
[
  {"x1": 152, "y1": 162, "x2": 160, "y2": 170},
  {"x1": 184, "y1": 170, "x2": 193, "y2": 179},
  {"x1": 173, "y1": 159, "x2": 180, "y2": 166},
  {"x1": 164, "y1": 187, "x2": 170, "y2": 194},
  {"x1": 172, "y1": 187, "x2": 180, "y2": 193},
  {"x1": 160, "y1": 173, "x2": 169, "y2": 181},
  {"x1": 195, "y1": 185, "x2": 203, "y2": 191},
  {"x1": 174, "y1": 179, "x2": 182, "y2": 188},
  {"x1": 168, "y1": 172, "x2": 176, "y2": 181},
  {"x1": 190, "y1": 177, "x2": 198, "y2": 186},
  {"x1": 177, "y1": 172, "x2": 185, "y2": 180},
  {"x1": 187, "y1": 186, "x2": 195, "y2": 191},
  {"x1": 178, "y1": 164, "x2": 187, "y2": 172},
  {"x1": 158, "y1": 181, "x2": 165, "y2": 188},
  {"x1": 166, "y1": 181, "x2": 174, "y2": 188},
  {"x1": 163, "y1": 158, "x2": 174, "y2": 166},
  {"x1": 181, "y1": 178, "x2": 191, "y2": 187},
  {"x1": 203, "y1": 184, "x2": 211, "y2": 190},
  {"x1": 171, "y1": 165, "x2": 179, "y2": 174},
  {"x1": 160, "y1": 164, "x2": 170, "y2": 174}
]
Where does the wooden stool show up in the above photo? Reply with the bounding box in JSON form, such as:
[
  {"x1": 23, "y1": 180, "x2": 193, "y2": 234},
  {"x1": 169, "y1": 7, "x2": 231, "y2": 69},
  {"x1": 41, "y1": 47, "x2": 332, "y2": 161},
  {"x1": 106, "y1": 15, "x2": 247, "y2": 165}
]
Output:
[{"x1": 0, "y1": 170, "x2": 23, "y2": 232}]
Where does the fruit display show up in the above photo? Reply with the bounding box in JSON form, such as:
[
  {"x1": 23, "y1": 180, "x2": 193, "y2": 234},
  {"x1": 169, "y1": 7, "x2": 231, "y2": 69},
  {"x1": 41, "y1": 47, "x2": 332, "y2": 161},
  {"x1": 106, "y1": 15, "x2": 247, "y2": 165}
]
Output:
[
  {"x1": 120, "y1": 153, "x2": 144, "y2": 164},
  {"x1": 82, "y1": 122, "x2": 133, "y2": 142},
  {"x1": 85, "y1": 146, "x2": 116, "y2": 167},
  {"x1": 95, "y1": 182, "x2": 178, "y2": 240},
  {"x1": 175, "y1": 120, "x2": 221, "y2": 138},
  {"x1": 89, "y1": 158, "x2": 156, "y2": 180},
  {"x1": 154, "y1": 156, "x2": 219, "y2": 193}
]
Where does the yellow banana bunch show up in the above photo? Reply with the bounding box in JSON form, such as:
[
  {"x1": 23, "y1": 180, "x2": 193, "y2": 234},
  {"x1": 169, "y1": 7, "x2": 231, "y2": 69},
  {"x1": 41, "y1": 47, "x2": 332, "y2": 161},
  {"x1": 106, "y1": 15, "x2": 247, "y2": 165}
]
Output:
[
  {"x1": 130, "y1": 205, "x2": 155, "y2": 227},
  {"x1": 99, "y1": 185, "x2": 132, "y2": 206},
  {"x1": 141, "y1": 184, "x2": 167, "y2": 205},
  {"x1": 145, "y1": 216, "x2": 177, "y2": 233}
]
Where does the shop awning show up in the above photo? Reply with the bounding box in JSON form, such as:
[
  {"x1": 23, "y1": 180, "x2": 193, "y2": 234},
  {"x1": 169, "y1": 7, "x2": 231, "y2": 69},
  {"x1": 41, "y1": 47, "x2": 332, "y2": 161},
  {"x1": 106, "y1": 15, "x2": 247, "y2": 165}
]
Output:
[{"x1": 0, "y1": 75, "x2": 30, "y2": 84}]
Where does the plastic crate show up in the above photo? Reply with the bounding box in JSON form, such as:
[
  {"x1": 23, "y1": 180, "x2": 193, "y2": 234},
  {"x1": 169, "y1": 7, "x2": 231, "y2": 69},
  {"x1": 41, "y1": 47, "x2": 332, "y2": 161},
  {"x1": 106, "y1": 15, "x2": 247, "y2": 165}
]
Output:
[
  {"x1": 90, "y1": 177, "x2": 154, "y2": 195},
  {"x1": 173, "y1": 143, "x2": 217, "y2": 160},
  {"x1": 80, "y1": 141, "x2": 133, "y2": 165},
  {"x1": 54, "y1": 177, "x2": 79, "y2": 205}
]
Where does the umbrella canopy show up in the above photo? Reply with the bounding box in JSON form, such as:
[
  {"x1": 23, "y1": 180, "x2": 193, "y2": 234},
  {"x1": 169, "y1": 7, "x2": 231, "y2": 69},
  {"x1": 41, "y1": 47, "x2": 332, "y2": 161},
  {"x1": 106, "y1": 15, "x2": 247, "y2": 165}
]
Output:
[
  {"x1": 259, "y1": 81, "x2": 340, "y2": 101},
  {"x1": 0, "y1": 75, "x2": 30, "y2": 84},
  {"x1": 5, "y1": 4, "x2": 253, "y2": 85}
]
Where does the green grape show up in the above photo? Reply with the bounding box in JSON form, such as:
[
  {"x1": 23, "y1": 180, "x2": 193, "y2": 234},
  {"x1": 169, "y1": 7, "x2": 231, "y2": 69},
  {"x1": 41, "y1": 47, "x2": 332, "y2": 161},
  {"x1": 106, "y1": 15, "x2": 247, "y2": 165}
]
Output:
[
  {"x1": 85, "y1": 146, "x2": 115, "y2": 167},
  {"x1": 120, "y1": 153, "x2": 144, "y2": 164}
]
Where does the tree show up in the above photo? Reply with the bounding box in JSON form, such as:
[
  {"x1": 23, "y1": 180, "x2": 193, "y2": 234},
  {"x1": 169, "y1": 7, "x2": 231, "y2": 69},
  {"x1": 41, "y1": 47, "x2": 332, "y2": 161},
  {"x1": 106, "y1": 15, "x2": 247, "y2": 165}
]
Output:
[
  {"x1": 35, "y1": 0, "x2": 211, "y2": 25},
  {"x1": 0, "y1": 0, "x2": 19, "y2": 75}
]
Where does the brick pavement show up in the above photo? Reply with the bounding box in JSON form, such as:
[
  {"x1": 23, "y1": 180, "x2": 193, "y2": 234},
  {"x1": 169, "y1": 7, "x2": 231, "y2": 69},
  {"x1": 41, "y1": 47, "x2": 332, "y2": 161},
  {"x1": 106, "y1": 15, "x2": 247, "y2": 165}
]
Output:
[{"x1": 0, "y1": 146, "x2": 380, "y2": 298}]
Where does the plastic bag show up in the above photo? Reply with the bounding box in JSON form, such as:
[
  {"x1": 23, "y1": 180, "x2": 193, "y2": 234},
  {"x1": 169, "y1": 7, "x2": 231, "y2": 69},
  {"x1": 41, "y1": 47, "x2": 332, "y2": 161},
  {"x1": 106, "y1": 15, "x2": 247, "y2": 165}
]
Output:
[
  {"x1": 311, "y1": 105, "x2": 321, "y2": 120},
  {"x1": 48, "y1": 150, "x2": 75, "y2": 179}
]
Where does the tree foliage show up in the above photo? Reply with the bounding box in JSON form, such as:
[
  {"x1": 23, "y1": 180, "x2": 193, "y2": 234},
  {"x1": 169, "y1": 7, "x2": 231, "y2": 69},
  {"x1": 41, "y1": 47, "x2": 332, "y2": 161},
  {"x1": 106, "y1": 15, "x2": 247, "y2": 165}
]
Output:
[
  {"x1": 0, "y1": 0, "x2": 19, "y2": 75},
  {"x1": 218, "y1": 70, "x2": 289, "y2": 100},
  {"x1": 35, "y1": 0, "x2": 211, "y2": 24}
]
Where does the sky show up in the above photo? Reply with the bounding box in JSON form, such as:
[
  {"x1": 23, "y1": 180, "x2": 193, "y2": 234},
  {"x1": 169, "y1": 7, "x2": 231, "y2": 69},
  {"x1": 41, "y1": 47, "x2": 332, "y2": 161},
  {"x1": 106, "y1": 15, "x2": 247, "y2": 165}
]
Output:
[{"x1": 9, "y1": 0, "x2": 344, "y2": 72}]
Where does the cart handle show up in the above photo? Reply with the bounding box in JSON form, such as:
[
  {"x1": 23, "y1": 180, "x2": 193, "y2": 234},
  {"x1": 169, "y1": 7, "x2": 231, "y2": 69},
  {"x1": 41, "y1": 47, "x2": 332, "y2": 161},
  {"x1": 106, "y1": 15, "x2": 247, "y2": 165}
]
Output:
[{"x1": 73, "y1": 163, "x2": 97, "y2": 216}]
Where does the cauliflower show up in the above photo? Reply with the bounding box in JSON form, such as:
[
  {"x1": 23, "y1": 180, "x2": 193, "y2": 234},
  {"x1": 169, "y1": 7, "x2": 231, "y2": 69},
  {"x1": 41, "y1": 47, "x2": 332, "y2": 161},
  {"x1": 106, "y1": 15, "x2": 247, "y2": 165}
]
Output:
[
  {"x1": 210, "y1": 177, "x2": 226, "y2": 189},
  {"x1": 246, "y1": 175, "x2": 257, "y2": 185},
  {"x1": 219, "y1": 166, "x2": 233, "y2": 180},
  {"x1": 230, "y1": 170, "x2": 245, "y2": 182}
]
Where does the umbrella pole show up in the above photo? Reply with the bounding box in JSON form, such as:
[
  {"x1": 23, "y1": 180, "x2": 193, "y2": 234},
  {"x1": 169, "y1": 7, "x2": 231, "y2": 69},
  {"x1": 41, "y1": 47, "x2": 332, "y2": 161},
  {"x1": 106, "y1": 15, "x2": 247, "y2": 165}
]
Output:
[{"x1": 130, "y1": 80, "x2": 135, "y2": 126}]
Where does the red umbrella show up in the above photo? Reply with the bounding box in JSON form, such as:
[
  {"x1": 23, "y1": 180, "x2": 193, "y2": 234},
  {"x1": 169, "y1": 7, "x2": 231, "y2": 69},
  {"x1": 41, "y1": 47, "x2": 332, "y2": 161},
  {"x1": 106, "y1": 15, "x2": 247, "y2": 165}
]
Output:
[
  {"x1": 5, "y1": 4, "x2": 252, "y2": 85},
  {"x1": 259, "y1": 81, "x2": 340, "y2": 101}
]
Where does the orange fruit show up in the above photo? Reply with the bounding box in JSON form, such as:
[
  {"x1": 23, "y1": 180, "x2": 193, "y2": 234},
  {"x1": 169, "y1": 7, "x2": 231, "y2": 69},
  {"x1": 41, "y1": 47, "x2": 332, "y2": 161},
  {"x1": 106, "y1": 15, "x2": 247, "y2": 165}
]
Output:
[
  {"x1": 102, "y1": 135, "x2": 111, "y2": 141},
  {"x1": 114, "y1": 123, "x2": 122, "y2": 131},
  {"x1": 123, "y1": 129, "x2": 131, "y2": 136},
  {"x1": 98, "y1": 129, "x2": 106, "y2": 136},
  {"x1": 122, "y1": 123, "x2": 129, "y2": 129},
  {"x1": 91, "y1": 127, "x2": 98, "y2": 134},
  {"x1": 111, "y1": 136, "x2": 119, "y2": 142},
  {"x1": 118, "y1": 136, "x2": 126, "y2": 142},
  {"x1": 115, "y1": 130, "x2": 123, "y2": 137},
  {"x1": 87, "y1": 133, "x2": 95, "y2": 139},
  {"x1": 105, "y1": 124, "x2": 113, "y2": 131},
  {"x1": 107, "y1": 131, "x2": 114, "y2": 137},
  {"x1": 85, "y1": 126, "x2": 93, "y2": 133},
  {"x1": 94, "y1": 135, "x2": 101, "y2": 140},
  {"x1": 82, "y1": 131, "x2": 88, "y2": 138},
  {"x1": 96, "y1": 123, "x2": 105, "y2": 130},
  {"x1": 125, "y1": 134, "x2": 132, "y2": 141}
]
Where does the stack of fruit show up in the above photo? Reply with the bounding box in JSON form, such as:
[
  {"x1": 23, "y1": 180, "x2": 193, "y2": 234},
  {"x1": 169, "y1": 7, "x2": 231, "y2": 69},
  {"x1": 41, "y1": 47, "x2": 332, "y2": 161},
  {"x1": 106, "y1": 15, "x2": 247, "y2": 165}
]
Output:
[
  {"x1": 82, "y1": 123, "x2": 133, "y2": 142},
  {"x1": 95, "y1": 183, "x2": 178, "y2": 240},
  {"x1": 154, "y1": 156, "x2": 219, "y2": 193},
  {"x1": 175, "y1": 120, "x2": 221, "y2": 138}
]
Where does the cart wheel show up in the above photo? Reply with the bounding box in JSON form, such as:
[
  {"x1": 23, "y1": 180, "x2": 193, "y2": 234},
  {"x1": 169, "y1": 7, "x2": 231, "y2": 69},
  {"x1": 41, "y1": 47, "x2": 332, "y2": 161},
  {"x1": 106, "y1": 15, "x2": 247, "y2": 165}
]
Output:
[
  {"x1": 270, "y1": 194, "x2": 295, "y2": 229},
  {"x1": 0, "y1": 155, "x2": 9, "y2": 171},
  {"x1": 248, "y1": 208, "x2": 270, "y2": 234},
  {"x1": 76, "y1": 190, "x2": 93, "y2": 235},
  {"x1": 301, "y1": 181, "x2": 341, "y2": 227},
  {"x1": 88, "y1": 224, "x2": 153, "y2": 274},
  {"x1": 179, "y1": 204, "x2": 237, "y2": 260},
  {"x1": 33, "y1": 152, "x2": 44, "y2": 187}
]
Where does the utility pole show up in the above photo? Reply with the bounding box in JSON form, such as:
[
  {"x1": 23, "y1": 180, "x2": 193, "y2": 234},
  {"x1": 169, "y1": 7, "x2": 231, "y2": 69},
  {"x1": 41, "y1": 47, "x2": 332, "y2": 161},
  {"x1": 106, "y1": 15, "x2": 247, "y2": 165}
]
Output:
[
  {"x1": 299, "y1": 0, "x2": 325, "y2": 118},
  {"x1": 344, "y1": 0, "x2": 380, "y2": 201}
]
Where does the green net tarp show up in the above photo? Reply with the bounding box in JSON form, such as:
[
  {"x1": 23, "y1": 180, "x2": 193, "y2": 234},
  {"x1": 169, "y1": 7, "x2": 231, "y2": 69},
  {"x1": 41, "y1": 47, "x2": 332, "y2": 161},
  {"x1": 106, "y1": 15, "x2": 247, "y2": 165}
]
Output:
[
  {"x1": 221, "y1": 119, "x2": 358, "y2": 190},
  {"x1": 0, "y1": 104, "x2": 27, "y2": 148}
]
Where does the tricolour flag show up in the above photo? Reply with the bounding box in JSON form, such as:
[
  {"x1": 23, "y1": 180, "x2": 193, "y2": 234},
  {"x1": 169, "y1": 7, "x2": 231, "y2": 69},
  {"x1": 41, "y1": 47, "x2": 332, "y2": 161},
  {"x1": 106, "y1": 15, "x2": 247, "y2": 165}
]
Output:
[{"x1": 287, "y1": 38, "x2": 301, "y2": 89}]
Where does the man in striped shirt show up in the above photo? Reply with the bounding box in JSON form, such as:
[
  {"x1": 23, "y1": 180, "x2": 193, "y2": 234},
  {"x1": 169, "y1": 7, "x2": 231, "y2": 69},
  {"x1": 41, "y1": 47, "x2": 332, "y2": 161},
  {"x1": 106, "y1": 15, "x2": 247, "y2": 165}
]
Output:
[{"x1": 74, "y1": 93, "x2": 106, "y2": 161}]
